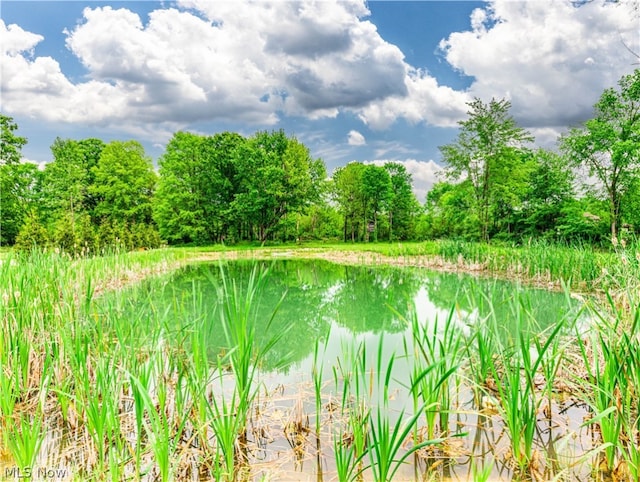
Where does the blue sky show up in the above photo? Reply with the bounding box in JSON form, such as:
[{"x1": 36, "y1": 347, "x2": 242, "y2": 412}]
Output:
[{"x1": 1, "y1": 0, "x2": 638, "y2": 200}]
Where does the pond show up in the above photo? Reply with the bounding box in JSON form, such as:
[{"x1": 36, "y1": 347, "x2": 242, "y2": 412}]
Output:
[
  {"x1": 95, "y1": 258, "x2": 594, "y2": 481},
  {"x1": 110, "y1": 259, "x2": 581, "y2": 372}
]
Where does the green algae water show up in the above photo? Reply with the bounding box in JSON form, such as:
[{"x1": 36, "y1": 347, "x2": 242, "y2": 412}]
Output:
[
  {"x1": 92, "y1": 258, "x2": 592, "y2": 481},
  {"x1": 106, "y1": 258, "x2": 581, "y2": 373}
]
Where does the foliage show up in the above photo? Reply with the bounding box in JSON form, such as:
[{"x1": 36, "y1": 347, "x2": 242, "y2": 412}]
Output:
[
  {"x1": 233, "y1": 130, "x2": 326, "y2": 242},
  {"x1": 3, "y1": 73, "x2": 640, "y2": 249},
  {"x1": 14, "y1": 211, "x2": 48, "y2": 252},
  {"x1": 361, "y1": 164, "x2": 392, "y2": 242},
  {"x1": 517, "y1": 149, "x2": 575, "y2": 238},
  {"x1": 440, "y1": 98, "x2": 533, "y2": 241},
  {"x1": 92, "y1": 140, "x2": 156, "y2": 225},
  {"x1": 385, "y1": 162, "x2": 421, "y2": 241},
  {"x1": 333, "y1": 161, "x2": 366, "y2": 242},
  {"x1": 423, "y1": 180, "x2": 478, "y2": 239},
  {"x1": 0, "y1": 114, "x2": 27, "y2": 165},
  {"x1": 561, "y1": 69, "x2": 640, "y2": 241},
  {"x1": 42, "y1": 137, "x2": 104, "y2": 222},
  {"x1": 154, "y1": 131, "x2": 244, "y2": 244},
  {"x1": 0, "y1": 115, "x2": 31, "y2": 245},
  {"x1": 0, "y1": 162, "x2": 43, "y2": 245}
]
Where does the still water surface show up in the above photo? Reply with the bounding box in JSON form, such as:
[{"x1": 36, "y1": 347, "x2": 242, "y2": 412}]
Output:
[
  {"x1": 117, "y1": 258, "x2": 581, "y2": 374},
  {"x1": 105, "y1": 259, "x2": 588, "y2": 481}
]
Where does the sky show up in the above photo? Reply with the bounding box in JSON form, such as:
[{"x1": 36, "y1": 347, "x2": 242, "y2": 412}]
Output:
[{"x1": 1, "y1": 0, "x2": 639, "y2": 201}]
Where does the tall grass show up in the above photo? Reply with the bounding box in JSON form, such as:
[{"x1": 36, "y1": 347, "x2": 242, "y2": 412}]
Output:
[
  {"x1": 404, "y1": 306, "x2": 462, "y2": 442},
  {"x1": 576, "y1": 292, "x2": 640, "y2": 479},
  {"x1": 3, "y1": 244, "x2": 639, "y2": 480}
]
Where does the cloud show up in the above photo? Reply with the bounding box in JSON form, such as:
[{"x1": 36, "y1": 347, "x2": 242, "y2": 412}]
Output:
[
  {"x1": 1, "y1": 1, "x2": 413, "y2": 134},
  {"x1": 439, "y1": 0, "x2": 640, "y2": 128},
  {"x1": 366, "y1": 159, "x2": 443, "y2": 203},
  {"x1": 347, "y1": 130, "x2": 366, "y2": 146},
  {"x1": 357, "y1": 68, "x2": 470, "y2": 129},
  {"x1": 1, "y1": 21, "x2": 43, "y2": 56},
  {"x1": 2, "y1": 0, "x2": 637, "y2": 149}
]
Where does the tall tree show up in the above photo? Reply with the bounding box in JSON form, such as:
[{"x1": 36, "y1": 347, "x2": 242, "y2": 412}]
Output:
[
  {"x1": 561, "y1": 69, "x2": 640, "y2": 241},
  {"x1": 332, "y1": 162, "x2": 366, "y2": 242},
  {"x1": 439, "y1": 98, "x2": 533, "y2": 241},
  {"x1": 0, "y1": 114, "x2": 27, "y2": 166},
  {"x1": 0, "y1": 163, "x2": 43, "y2": 245},
  {"x1": 91, "y1": 141, "x2": 156, "y2": 224},
  {"x1": 361, "y1": 164, "x2": 392, "y2": 242},
  {"x1": 42, "y1": 138, "x2": 104, "y2": 223},
  {"x1": 233, "y1": 130, "x2": 325, "y2": 242},
  {"x1": 0, "y1": 114, "x2": 29, "y2": 245},
  {"x1": 423, "y1": 180, "x2": 477, "y2": 239},
  {"x1": 384, "y1": 162, "x2": 420, "y2": 241},
  {"x1": 154, "y1": 131, "x2": 243, "y2": 244},
  {"x1": 198, "y1": 132, "x2": 244, "y2": 242},
  {"x1": 518, "y1": 149, "x2": 574, "y2": 238}
]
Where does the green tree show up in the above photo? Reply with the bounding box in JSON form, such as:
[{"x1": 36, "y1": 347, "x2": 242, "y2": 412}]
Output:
[
  {"x1": 296, "y1": 201, "x2": 342, "y2": 241},
  {"x1": 440, "y1": 98, "x2": 533, "y2": 241},
  {"x1": 361, "y1": 164, "x2": 392, "y2": 242},
  {"x1": 0, "y1": 114, "x2": 27, "y2": 165},
  {"x1": 488, "y1": 148, "x2": 536, "y2": 239},
  {"x1": 0, "y1": 162, "x2": 43, "y2": 245},
  {"x1": 14, "y1": 211, "x2": 48, "y2": 252},
  {"x1": 556, "y1": 196, "x2": 609, "y2": 244},
  {"x1": 384, "y1": 162, "x2": 421, "y2": 241},
  {"x1": 233, "y1": 130, "x2": 325, "y2": 242},
  {"x1": 42, "y1": 138, "x2": 104, "y2": 225},
  {"x1": 332, "y1": 162, "x2": 366, "y2": 242},
  {"x1": 0, "y1": 114, "x2": 29, "y2": 245},
  {"x1": 199, "y1": 132, "x2": 245, "y2": 242},
  {"x1": 91, "y1": 140, "x2": 156, "y2": 224},
  {"x1": 154, "y1": 131, "x2": 244, "y2": 244},
  {"x1": 518, "y1": 149, "x2": 574, "y2": 238},
  {"x1": 561, "y1": 69, "x2": 640, "y2": 241},
  {"x1": 423, "y1": 180, "x2": 477, "y2": 239},
  {"x1": 154, "y1": 132, "x2": 206, "y2": 243}
]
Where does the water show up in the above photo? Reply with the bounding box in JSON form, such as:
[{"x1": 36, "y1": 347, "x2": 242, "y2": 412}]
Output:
[
  {"x1": 95, "y1": 259, "x2": 594, "y2": 480},
  {"x1": 113, "y1": 258, "x2": 582, "y2": 374}
]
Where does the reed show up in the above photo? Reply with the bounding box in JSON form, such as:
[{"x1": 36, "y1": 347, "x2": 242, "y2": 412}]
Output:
[
  {"x1": 5, "y1": 412, "x2": 45, "y2": 473},
  {"x1": 402, "y1": 306, "x2": 462, "y2": 441},
  {"x1": 576, "y1": 293, "x2": 640, "y2": 478},
  {"x1": 205, "y1": 365, "x2": 248, "y2": 482},
  {"x1": 479, "y1": 292, "x2": 567, "y2": 475},
  {"x1": 364, "y1": 338, "x2": 450, "y2": 482},
  {"x1": 332, "y1": 341, "x2": 370, "y2": 481},
  {"x1": 200, "y1": 263, "x2": 292, "y2": 480},
  {"x1": 2, "y1": 244, "x2": 634, "y2": 480}
]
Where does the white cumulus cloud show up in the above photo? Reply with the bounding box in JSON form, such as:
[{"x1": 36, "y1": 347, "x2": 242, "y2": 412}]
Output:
[
  {"x1": 347, "y1": 130, "x2": 366, "y2": 146},
  {"x1": 440, "y1": 0, "x2": 640, "y2": 127},
  {"x1": 1, "y1": 1, "x2": 416, "y2": 133}
]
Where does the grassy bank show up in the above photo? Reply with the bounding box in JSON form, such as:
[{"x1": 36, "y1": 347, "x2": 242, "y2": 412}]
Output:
[{"x1": 181, "y1": 239, "x2": 637, "y2": 294}]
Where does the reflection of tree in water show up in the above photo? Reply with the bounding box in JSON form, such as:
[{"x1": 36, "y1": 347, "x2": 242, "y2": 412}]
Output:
[
  {"x1": 421, "y1": 273, "x2": 579, "y2": 335},
  {"x1": 107, "y1": 260, "x2": 342, "y2": 372},
  {"x1": 326, "y1": 265, "x2": 422, "y2": 333},
  {"x1": 101, "y1": 259, "x2": 581, "y2": 374}
]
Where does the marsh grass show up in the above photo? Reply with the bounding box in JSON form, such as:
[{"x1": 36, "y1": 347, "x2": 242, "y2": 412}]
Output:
[
  {"x1": 365, "y1": 340, "x2": 446, "y2": 482},
  {"x1": 497, "y1": 307, "x2": 565, "y2": 474},
  {"x1": 402, "y1": 306, "x2": 463, "y2": 442},
  {"x1": 575, "y1": 292, "x2": 640, "y2": 479},
  {"x1": 2, "y1": 245, "x2": 638, "y2": 481},
  {"x1": 5, "y1": 412, "x2": 45, "y2": 472}
]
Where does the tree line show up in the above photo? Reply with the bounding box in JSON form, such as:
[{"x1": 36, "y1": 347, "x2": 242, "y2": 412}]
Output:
[{"x1": 1, "y1": 69, "x2": 638, "y2": 252}]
